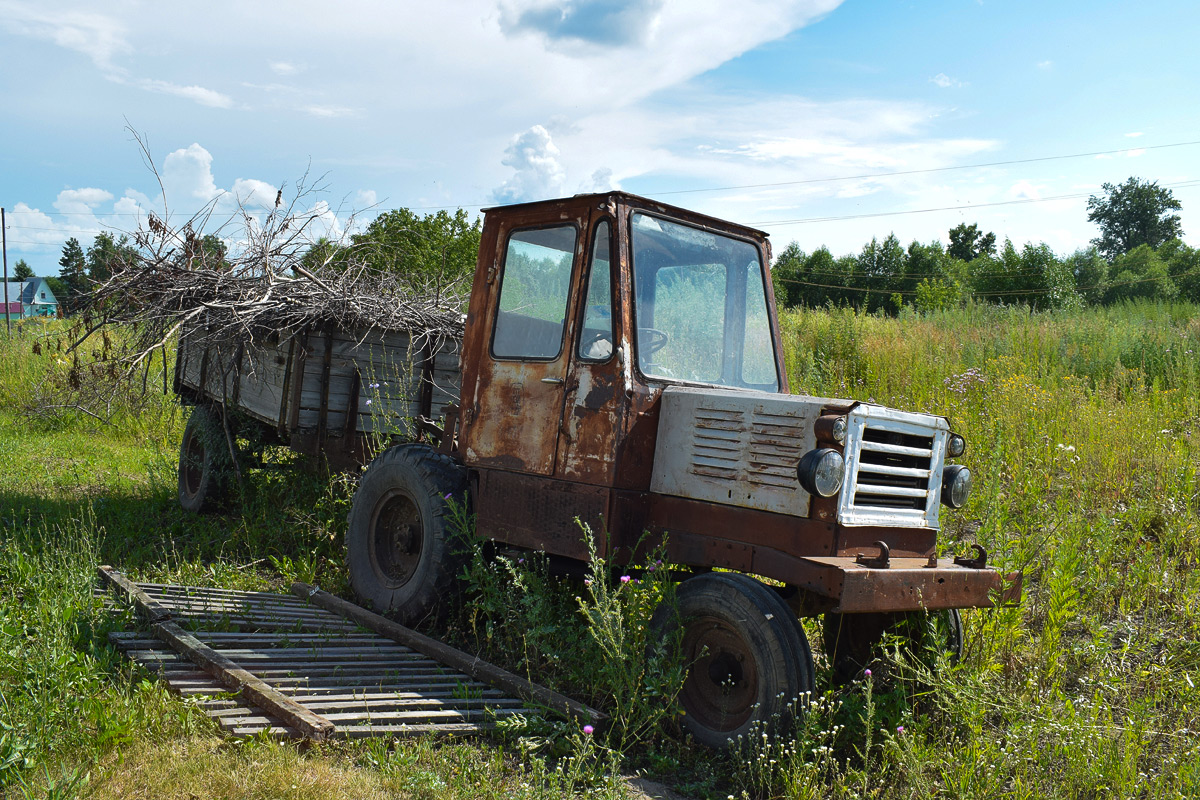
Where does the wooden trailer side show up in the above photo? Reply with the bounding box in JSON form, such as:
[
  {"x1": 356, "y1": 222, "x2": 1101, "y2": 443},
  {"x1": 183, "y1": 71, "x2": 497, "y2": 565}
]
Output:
[{"x1": 176, "y1": 324, "x2": 462, "y2": 469}]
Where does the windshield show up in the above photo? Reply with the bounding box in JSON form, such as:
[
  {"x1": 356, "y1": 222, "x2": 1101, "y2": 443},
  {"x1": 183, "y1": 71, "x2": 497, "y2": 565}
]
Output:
[{"x1": 630, "y1": 213, "x2": 779, "y2": 391}]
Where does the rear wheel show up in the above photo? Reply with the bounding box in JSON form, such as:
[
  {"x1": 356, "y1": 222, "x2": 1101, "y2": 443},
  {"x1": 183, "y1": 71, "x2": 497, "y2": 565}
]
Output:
[
  {"x1": 346, "y1": 444, "x2": 467, "y2": 625},
  {"x1": 823, "y1": 609, "x2": 963, "y2": 682},
  {"x1": 652, "y1": 573, "x2": 814, "y2": 749},
  {"x1": 178, "y1": 405, "x2": 233, "y2": 513}
]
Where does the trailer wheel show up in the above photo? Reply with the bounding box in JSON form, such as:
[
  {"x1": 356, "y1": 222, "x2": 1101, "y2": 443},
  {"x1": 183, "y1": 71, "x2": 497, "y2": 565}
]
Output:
[
  {"x1": 652, "y1": 573, "x2": 814, "y2": 749},
  {"x1": 346, "y1": 444, "x2": 467, "y2": 625},
  {"x1": 823, "y1": 609, "x2": 963, "y2": 682},
  {"x1": 178, "y1": 404, "x2": 233, "y2": 513}
]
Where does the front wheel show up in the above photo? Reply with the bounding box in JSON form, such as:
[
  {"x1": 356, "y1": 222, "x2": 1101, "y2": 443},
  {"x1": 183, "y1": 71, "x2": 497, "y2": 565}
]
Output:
[
  {"x1": 823, "y1": 609, "x2": 963, "y2": 682},
  {"x1": 652, "y1": 573, "x2": 814, "y2": 749},
  {"x1": 346, "y1": 444, "x2": 467, "y2": 625}
]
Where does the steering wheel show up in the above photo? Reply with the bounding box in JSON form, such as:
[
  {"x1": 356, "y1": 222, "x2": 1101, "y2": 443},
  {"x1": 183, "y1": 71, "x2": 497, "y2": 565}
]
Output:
[
  {"x1": 638, "y1": 327, "x2": 669, "y2": 356},
  {"x1": 580, "y1": 331, "x2": 613, "y2": 360}
]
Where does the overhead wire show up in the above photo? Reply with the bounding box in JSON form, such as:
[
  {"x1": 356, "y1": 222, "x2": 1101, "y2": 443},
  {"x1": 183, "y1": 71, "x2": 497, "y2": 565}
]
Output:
[{"x1": 9, "y1": 138, "x2": 1200, "y2": 218}]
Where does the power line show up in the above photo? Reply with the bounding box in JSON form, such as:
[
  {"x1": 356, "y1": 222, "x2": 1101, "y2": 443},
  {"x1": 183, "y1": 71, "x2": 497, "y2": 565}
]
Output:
[
  {"x1": 752, "y1": 179, "x2": 1200, "y2": 228},
  {"x1": 13, "y1": 138, "x2": 1200, "y2": 218},
  {"x1": 650, "y1": 139, "x2": 1200, "y2": 197}
]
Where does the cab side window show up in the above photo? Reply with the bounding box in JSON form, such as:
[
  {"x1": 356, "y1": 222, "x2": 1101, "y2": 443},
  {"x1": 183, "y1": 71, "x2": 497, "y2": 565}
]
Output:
[
  {"x1": 491, "y1": 225, "x2": 578, "y2": 360},
  {"x1": 577, "y1": 221, "x2": 613, "y2": 362}
]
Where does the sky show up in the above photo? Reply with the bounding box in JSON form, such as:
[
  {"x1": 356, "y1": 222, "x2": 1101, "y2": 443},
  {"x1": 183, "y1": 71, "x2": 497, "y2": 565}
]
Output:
[{"x1": 2, "y1": 0, "x2": 1198, "y2": 273}]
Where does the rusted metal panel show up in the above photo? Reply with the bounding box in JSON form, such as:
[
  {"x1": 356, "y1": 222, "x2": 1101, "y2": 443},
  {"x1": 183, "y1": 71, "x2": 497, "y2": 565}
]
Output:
[
  {"x1": 650, "y1": 386, "x2": 838, "y2": 517},
  {"x1": 474, "y1": 469, "x2": 607, "y2": 561},
  {"x1": 798, "y1": 556, "x2": 1020, "y2": 612},
  {"x1": 558, "y1": 363, "x2": 624, "y2": 483}
]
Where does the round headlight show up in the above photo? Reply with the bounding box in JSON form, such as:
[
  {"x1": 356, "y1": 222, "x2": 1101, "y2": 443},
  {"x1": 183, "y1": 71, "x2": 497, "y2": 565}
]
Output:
[
  {"x1": 942, "y1": 464, "x2": 972, "y2": 508},
  {"x1": 797, "y1": 448, "x2": 845, "y2": 498},
  {"x1": 947, "y1": 433, "x2": 966, "y2": 458},
  {"x1": 831, "y1": 416, "x2": 847, "y2": 444}
]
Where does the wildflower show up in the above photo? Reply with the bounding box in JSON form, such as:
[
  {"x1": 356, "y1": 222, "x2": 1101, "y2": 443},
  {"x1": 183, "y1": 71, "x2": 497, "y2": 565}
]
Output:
[
  {"x1": 365, "y1": 399, "x2": 372, "y2": 406},
  {"x1": 863, "y1": 668, "x2": 872, "y2": 678},
  {"x1": 897, "y1": 725, "x2": 905, "y2": 734},
  {"x1": 620, "y1": 575, "x2": 631, "y2": 584},
  {"x1": 443, "y1": 493, "x2": 452, "y2": 500},
  {"x1": 583, "y1": 725, "x2": 594, "y2": 735}
]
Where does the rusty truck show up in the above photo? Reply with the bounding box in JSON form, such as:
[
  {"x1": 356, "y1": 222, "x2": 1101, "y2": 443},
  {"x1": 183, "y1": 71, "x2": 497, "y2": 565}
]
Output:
[{"x1": 175, "y1": 191, "x2": 1020, "y2": 747}]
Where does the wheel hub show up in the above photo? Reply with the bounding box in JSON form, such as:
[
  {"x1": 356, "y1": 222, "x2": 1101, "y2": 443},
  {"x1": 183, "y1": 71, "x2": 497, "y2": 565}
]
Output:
[
  {"x1": 681, "y1": 617, "x2": 759, "y2": 732},
  {"x1": 370, "y1": 490, "x2": 424, "y2": 586},
  {"x1": 182, "y1": 432, "x2": 204, "y2": 497}
]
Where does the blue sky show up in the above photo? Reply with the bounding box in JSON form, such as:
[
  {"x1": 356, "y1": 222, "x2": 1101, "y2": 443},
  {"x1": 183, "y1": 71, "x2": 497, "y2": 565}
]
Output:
[{"x1": 1, "y1": 0, "x2": 1197, "y2": 272}]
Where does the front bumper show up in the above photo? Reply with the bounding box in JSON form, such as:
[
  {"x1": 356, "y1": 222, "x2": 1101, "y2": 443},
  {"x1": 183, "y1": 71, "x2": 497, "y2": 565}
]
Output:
[{"x1": 794, "y1": 555, "x2": 1022, "y2": 613}]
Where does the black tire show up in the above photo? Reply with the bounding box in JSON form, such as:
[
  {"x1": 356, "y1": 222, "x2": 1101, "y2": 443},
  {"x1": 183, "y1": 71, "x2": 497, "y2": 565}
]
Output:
[
  {"x1": 823, "y1": 609, "x2": 964, "y2": 682},
  {"x1": 346, "y1": 444, "x2": 467, "y2": 625},
  {"x1": 652, "y1": 573, "x2": 815, "y2": 750},
  {"x1": 178, "y1": 405, "x2": 233, "y2": 513}
]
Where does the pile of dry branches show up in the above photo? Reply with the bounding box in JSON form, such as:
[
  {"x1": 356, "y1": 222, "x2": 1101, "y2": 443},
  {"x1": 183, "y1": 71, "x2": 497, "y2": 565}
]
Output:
[
  {"x1": 35, "y1": 166, "x2": 469, "y2": 423},
  {"x1": 80, "y1": 204, "x2": 467, "y2": 367}
]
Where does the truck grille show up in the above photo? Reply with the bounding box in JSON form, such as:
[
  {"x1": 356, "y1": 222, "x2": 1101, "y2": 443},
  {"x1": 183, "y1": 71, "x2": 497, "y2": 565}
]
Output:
[{"x1": 837, "y1": 407, "x2": 948, "y2": 528}]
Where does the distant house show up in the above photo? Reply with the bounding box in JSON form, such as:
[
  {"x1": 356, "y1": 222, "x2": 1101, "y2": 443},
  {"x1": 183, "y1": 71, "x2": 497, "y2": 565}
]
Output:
[{"x1": 2, "y1": 279, "x2": 59, "y2": 320}]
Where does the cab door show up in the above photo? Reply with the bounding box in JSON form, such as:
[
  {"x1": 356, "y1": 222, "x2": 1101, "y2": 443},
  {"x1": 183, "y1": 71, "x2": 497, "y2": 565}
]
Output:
[
  {"x1": 461, "y1": 208, "x2": 586, "y2": 475},
  {"x1": 556, "y1": 215, "x2": 624, "y2": 484}
]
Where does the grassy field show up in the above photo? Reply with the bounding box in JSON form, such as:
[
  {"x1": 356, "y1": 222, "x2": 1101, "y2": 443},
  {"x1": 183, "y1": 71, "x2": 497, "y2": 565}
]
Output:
[{"x1": 2, "y1": 302, "x2": 1200, "y2": 798}]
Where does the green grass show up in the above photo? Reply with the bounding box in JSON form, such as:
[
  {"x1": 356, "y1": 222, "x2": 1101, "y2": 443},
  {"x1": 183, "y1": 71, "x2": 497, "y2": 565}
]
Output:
[{"x1": 4, "y1": 303, "x2": 1200, "y2": 798}]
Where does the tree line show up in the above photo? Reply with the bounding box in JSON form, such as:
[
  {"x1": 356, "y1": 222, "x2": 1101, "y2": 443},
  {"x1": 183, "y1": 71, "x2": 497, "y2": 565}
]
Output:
[
  {"x1": 770, "y1": 177, "x2": 1193, "y2": 313},
  {"x1": 29, "y1": 176, "x2": 1192, "y2": 317}
]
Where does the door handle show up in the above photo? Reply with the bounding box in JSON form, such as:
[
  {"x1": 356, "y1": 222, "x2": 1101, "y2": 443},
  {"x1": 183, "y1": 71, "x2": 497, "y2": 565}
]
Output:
[{"x1": 541, "y1": 377, "x2": 564, "y2": 385}]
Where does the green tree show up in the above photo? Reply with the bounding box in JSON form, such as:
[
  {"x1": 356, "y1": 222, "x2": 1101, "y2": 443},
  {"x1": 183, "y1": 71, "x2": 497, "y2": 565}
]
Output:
[
  {"x1": 770, "y1": 242, "x2": 805, "y2": 309},
  {"x1": 1104, "y1": 244, "x2": 1176, "y2": 303},
  {"x1": 855, "y1": 234, "x2": 905, "y2": 313},
  {"x1": 86, "y1": 231, "x2": 137, "y2": 283},
  {"x1": 1063, "y1": 248, "x2": 1108, "y2": 305},
  {"x1": 947, "y1": 223, "x2": 996, "y2": 262},
  {"x1": 1086, "y1": 177, "x2": 1183, "y2": 260},
  {"x1": 350, "y1": 208, "x2": 482, "y2": 288},
  {"x1": 58, "y1": 237, "x2": 88, "y2": 313},
  {"x1": 1159, "y1": 239, "x2": 1200, "y2": 302},
  {"x1": 12, "y1": 259, "x2": 34, "y2": 281},
  {"x1": 971, "y1": 240, "x2": 1077, "y2": 309}
]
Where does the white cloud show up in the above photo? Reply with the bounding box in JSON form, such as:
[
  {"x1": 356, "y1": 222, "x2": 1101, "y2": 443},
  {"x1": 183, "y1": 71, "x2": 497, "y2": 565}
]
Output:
[
  {"x1": 582, "y1": 167, "x2": 617, "y2": 193},
  {"x1": 1007, "y1": 180, "x2": 1044, "y2": 200},
  {"x1": 303, "y1": 105, "x2": 357, "y2": 118},
  {"x1": 355, "y1": 190, "x2": 379, "y2": 208},
  {"x1": 0, "y1": 3, "x2": 130, "y2": 73},
  {"x1": 1126, "y1": 148, "x2": 1145, "y2": 158},
  {"x1": 1037, "y1": 60, "x2": 1053, "y2": 70},
  {"x1": 270, "y1": 60, "x2": 299, "y2": 75},
  {"x1": 930, "y1": 73, "x2": 966, "y2": 88},
  {"x1": 492, "y1": 125, "x2": 568, "y2": 203},
  {"x1": 54, "y1": 188, "x2": 115, "y2": 210},
  {"x1": 1125, "y1": 131, "x2": 1145, "y2": 138},
  {"x1": 231, "y1": 178, "x2": 280, "y2": 210},
  {"x1": 137, "y1": 79, "x2": 234, "y2": 109},
  {"x1": 161, "y1": 143, "x2": 221, "y2": 203}
]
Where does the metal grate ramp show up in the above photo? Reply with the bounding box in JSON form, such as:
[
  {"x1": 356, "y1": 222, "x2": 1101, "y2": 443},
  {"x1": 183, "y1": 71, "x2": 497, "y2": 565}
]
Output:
[{"x1": 98, "y1": 566, "x2": 603, "y2": 740}]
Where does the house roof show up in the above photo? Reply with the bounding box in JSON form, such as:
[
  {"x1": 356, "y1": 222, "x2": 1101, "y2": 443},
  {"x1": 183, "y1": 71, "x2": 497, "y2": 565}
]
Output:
[
  {"x1": 3, "y1": 301, "x2": 21, "y2": 314},
  {"x1": 3, "y1": 279, "x2": 57, "y2": 305}
]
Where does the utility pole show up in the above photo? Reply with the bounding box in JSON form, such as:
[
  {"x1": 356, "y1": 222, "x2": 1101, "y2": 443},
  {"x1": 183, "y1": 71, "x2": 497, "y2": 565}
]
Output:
[{"x1": 2, "y1": 207, "x2": 9, "y2": 335}]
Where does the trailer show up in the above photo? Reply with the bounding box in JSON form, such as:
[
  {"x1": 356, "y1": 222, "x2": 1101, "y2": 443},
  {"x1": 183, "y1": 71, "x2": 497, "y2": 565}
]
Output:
[
  {"x1": 175, "y1": 191, "x2": 1022, "y2": 749},
  {"x1": 174, "y1": 322, "x2": 461, "y2": 507}
]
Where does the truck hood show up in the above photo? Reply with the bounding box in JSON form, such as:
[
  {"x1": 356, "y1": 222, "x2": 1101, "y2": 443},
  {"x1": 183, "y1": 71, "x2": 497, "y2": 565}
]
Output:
[{"x1": 650, "y1": 386, "x2": 952, "y2": 528}]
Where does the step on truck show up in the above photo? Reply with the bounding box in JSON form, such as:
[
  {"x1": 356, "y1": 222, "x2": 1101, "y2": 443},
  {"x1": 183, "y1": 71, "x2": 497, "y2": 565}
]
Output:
[{"x1": 175, "y1": 191, "x2": 1021, "y2": 748}]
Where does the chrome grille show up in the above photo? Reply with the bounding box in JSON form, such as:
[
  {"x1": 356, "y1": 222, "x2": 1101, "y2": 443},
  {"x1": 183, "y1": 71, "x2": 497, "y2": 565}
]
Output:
[{"x1": 838, "y1": 407, "x2": 947, "y2": 528}]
